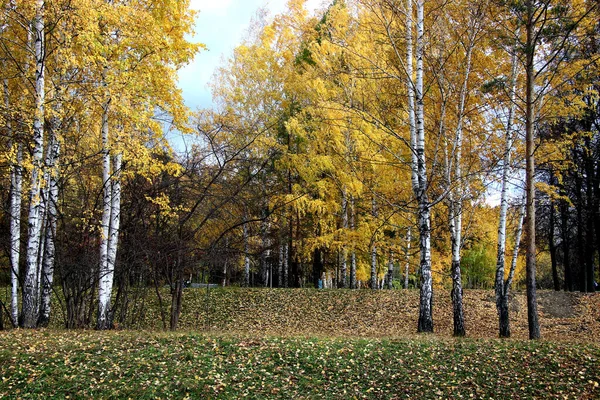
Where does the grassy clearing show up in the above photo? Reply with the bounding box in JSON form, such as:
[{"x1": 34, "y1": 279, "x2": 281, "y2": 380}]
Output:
[{"x1": 1, "y1": 330, "x2": 599, "y2": 399}]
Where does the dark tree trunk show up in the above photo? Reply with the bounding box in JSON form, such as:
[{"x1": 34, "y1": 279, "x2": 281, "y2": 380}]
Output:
[
  {"x1": 560, "y1": 187, "x2": 573, "y2": 291},
  {"x1": 498, "y1": 294, "x2": 510, "y2": 337},
  {"x1": 313, "y1": 248, "x2": 323, "y2": 288},
  {"x1": 451, "y1": 259, "x2": 466, "y2": 336},
  {"x1": 170, "y1": 274, "x2": 183, "y2": 331},
  {"x1": 548, "y1": 179, "x2": 560, "y2": 291},
  {"x1": 575, "y1": 151, "x2": 585, "y2": 292},
  {"x1": 584, "y1": 137, "x2": 596, "y2": 293},
  {"x1": 595, "y1": 140, "x2": 600, "y2": 282}
]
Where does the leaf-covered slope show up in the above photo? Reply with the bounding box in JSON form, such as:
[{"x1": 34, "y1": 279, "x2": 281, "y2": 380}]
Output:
[{"x1": 134, "y1": 289, "x2": 600, "y2": 341}]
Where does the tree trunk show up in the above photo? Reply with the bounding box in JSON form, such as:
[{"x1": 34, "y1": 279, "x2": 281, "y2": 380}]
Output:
[
  {"x1": 370, "y1": 198, "x2": 378, "y2": 290},
  {"x1": 21, "y1": 1, "x2": 46, "y2": 328},
  {"x1": 7, "y1": 75, "x2": 22, "y2": 327},
  {"x1": 9, "y1": 143, "x2": 22, "y2": 328},
  {"x1": 387, "y1": 250, "x2": 394, "y2": 289},
  {"x1": 313, "y1": 248, "x2": 323, "y2": 288},
  {"x1": 170, "y1": 270, "x2": 183, "y2": 331},
  {"x1": 495, "y1": 43, "x2": 518, "y2": 338},
  {"x1": 260, "y1": 211, "x2": 270, "y2": 287},
  {"x1": 524, "y1": 1, "x2": 540, "y2": 339},
  {"x1": 406, "y1": 0, "x2": 418, "y2": 191},
  {"x1": 548, "y1": 191, "x2": 559, "y2": 291},
  {"x1": 349, "y1": 196, "x2": 357, "y2": 289},
  {"x1": 404, "y1": 227, "x2": 411, "y2": 289},
  {"x1": 10, "y1": 144, "x2": 23, "y2": 327},
  {"x1": 414, "y1": 0, "x2": 433, "y2": 333},
  {"x1": 447, "y1": 22, "x2": 474, "y2": 338},
  {"x1": 370, "y1": 244, "x2": 377, "y2": 290},
  {"x1": 340, "y1": 190, "x2": 348, "y2": 288},
  {"x1": 278, "y1": 244, "x2": 284, "y2": 288},
  {"x1": 97, "y1": 100, "x2": 113, "y2": 330},
  {"x1": 107, "y1": 153, "x2": 122, "y2": 270},
  {"x1": 243, "y1": 220, "x2": 250, "y2": 287},
  {"x1": 500, "y1": 199, "x2": 526, "y2": 337},
  {"x1": 38, "y1": 130, "x2": 60, "y2": 327},
  {"x1": 417, "y1": 202, "x2": 433, "y2": 333},
  {"x1": 560, "y1": 196, "x2": 572, "y2": 291},
  {"x1": 283, "y1": 243, "x2": 289, "y2": 288},
  {"x1": 584, "y1": 136, "x2": 595, "y2": 293}
]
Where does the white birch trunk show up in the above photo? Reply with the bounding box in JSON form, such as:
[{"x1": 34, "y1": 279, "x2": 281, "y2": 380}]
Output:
[
  {"x1": 414, "y1": 0, "x2": 433, "y2": 333},
  {"x1": 370, "y1": 244, "x2": 377, "y2": 290},
  {"x1": 449, "y1": 26, "x2": 475, "y2": 337},
  {"x1": 278, "y1": 243, "x2": 284, "y2": 287},
  {"x1": 36, "y1": 140, "x2": 56, "y2": 316},
  {"x1": 406, "y1": 0, "x2": 418, "y2": 192},
  {"x1": 243, "y1": 222, "x2": 250, "y2": 286},
  {"x1": 260, "y1": 217, "x2": 271, "y2": 287},
  {"x1": 106, "y1": 151, "x2": 121, "y2": 278},
  {"x1": 222, "y1": 239, "x2": 228, "y2": 288},
  {"x1": 495, "y1": 44, "x2": 519, "y2": 338},
  {"x1": 370, "y1": 198, "x2": 378, "y2": 290},
  {"x1": 349, "y1": 195, "x2": 357, "y2": 289},
  {"x1": 387, "y1": 250, "x2": 394, "y2": 289},
  {"x1": 283, "y1": 243, "x2": 288, "y2": 288},
  {"x1": 97, "y1": 100, "x2": 113, "y2": 330},
  {"x1": 38, "y1": 130, "x2": 60, "y2": 327},
  {"x1": 9, "y1": 143, "x2": 23, "y2": 327},
  {"x1": 6, "y1": 76, "x2": 22, "y2": 327},
  {"x1": 506, "y1": 198, "x2": 526, "y2": 295},
  {"x1": 21, "y1": 1, "x2": 46, "y2": 328},
  {"x1": 340, "y1": 190, "x2": 348, "y2": 288}
]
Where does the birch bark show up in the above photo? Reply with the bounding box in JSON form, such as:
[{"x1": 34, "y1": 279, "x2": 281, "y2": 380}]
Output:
[
  {"x1": 38, "y1": 127, "x2": 60, "y2": 327},
  {"x1": 448, "y1": 22, "x2": 476, "y2": 337},
  {"x1": 414, "y1": 0, "x2": 433, "y2": 333},
  {"x1": 21, "y1": 0, "x2": 46, "y2": 328},
  {"x1": 340, "y1": 190, "x2": 348, "y2": 288},
  {"x1": 283, "y1": 243, "x2": 289, "y2": 288},
  {"x1": 387, "y1": 250, "x2": 394, "y2": 289},
  {"x1": 370, "y1": 198, "x2": 378, "y2": 290},
  {"x1": 349, "y1": 195, "x2": 357, "y2": 289},
  {"x1": 243, "y1": 215, "x2": 250, "y2": 287},
  {"x1": 278, "y1": 243, "x2": 284, "y2": 287},
  {"x1": 97, "y1": 100, "x2": 113, "y2": 329},
  {"x1": 495, "y1": 41, "x2": 519, "y2": 338},
  {"x1": 6, "y1": 76, "x2": 22, "y2": 327}
]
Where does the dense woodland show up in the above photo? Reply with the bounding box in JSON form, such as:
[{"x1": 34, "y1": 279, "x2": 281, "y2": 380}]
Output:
[{"x1": 0, "y1": 0, "x2": 598, "y2": 339}]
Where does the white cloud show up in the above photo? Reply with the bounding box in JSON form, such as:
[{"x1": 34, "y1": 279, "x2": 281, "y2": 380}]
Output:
[{"x1": 178, "y1": 0, "x2": 328, "y2": 113}]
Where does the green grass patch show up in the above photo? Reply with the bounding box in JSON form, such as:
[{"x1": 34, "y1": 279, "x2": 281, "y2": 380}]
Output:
[{"x1": 0, "y1": 330, "x2": 599, "y2": 399}]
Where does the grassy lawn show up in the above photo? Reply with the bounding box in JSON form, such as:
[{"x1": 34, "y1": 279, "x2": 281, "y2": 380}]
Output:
[{"x1": 1, "y1": 330, "x2": 599, "y2": 399}]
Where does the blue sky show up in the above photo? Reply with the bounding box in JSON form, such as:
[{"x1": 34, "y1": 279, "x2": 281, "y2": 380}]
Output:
[{"x1": 179, "y1": 0, "x2": 324, "y2": 111}]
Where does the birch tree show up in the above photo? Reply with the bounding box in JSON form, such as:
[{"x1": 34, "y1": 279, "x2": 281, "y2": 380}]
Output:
[
  {"x1": 411, "y1": 0, "x2": 434, "y2": 333},
  {"x1": 38, "y1": 119, "x2": 60, "y2": 327},
  {"x1": 5, "y1": 74, "x2": 22, "y2": 327},
  {"x1": 21, "y1": 0, "x2": 46, "y2": 328},
  {"x1": 494, "y1": 38, "x2": 519, "y2": 338}
]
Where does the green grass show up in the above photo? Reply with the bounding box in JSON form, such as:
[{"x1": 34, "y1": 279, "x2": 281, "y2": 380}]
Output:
[{"x1": 1, "y1": 330, "x2": 599, "y2": 399}]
